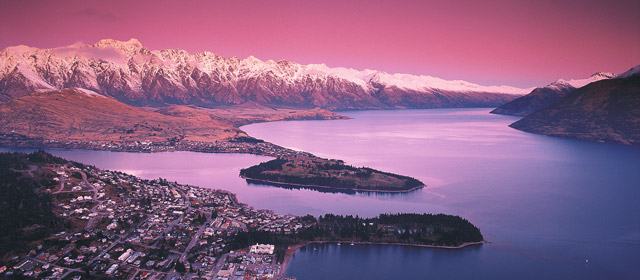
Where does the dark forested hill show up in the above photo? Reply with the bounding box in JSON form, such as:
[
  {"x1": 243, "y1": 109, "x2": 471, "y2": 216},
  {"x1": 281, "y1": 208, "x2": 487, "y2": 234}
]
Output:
[{"x1": 510, "y1": 76, "x2": 640, "y2": 145}]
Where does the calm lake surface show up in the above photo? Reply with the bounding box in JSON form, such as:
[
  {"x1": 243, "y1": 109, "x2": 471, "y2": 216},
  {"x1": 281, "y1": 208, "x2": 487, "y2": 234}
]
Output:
[{"x1": 4, "y1": 108, "x2": 639, "y2": 279}]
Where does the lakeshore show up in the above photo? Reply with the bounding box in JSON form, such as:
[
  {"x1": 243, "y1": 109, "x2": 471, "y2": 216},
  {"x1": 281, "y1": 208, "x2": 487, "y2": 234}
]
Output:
[
  {"x1": 2, "y1": 109, "x2": 638, "y2": 279},
  {"x1": 1, "y1": 134, "x2": 426, "y2": 194},
  {"x1": 0, "y1": 150, "x2": 484, "y2": 279}
]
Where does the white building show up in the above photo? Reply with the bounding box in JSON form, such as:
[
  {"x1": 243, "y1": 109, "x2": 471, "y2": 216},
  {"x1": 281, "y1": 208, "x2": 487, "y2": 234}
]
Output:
[{"x1": 250, "y1": 243, "x2": 275, "y2": 255}]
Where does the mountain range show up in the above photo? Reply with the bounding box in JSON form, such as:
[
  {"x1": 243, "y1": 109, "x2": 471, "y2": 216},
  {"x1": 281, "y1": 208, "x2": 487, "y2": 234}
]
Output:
[
  {"x1": 1, "y1": 38, "x2": 638, "y2": 146},
  {"x1": 490, "y1": 72, "x2": 615, "y2": 116},
  {"x1": 0, "y1": 39, "x2": 529, "y2": 109},
  {"x1": 510, "y1": 67, "x2": 640, "y2": 145}
]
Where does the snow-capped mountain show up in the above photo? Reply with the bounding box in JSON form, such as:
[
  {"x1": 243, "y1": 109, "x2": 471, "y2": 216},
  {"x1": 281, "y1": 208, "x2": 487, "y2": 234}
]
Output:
[
  {"x1": 491, "y1": 72, "x2": 615, "y2": 116},
  {"x1": 0, "y1": 38, "x2": 530, "y2": 109},
  {"x1": 548, "y1": 72, "x2": 615, "y2": 89},
  {"x1": 510, "y1": 73, "x2": 640, "y2": 145}
]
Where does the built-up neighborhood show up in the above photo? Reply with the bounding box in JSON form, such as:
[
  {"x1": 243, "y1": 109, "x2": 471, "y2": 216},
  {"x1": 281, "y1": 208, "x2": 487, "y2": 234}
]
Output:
[{"x1": 2, "y1": 161, "x2": 311, "y2": 280}]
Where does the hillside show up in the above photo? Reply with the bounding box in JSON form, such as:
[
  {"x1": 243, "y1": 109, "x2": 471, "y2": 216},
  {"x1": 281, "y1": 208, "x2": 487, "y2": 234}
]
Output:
[
  {"x1": 0, "y1": 39, "x2": 527, "y2": 109},
  {"x1": 0, "y1": 88, "x2": 246, "y2": 143},
  {"x1": 510, "y1": 75, "x2": 640, "y2": 145},
  {"x1": 491, "y1": 72, "x2": 614, "y2": 116},
  {"x1": 0, "y1": 88, "x2": 347, "y2": 145},
  {"x1": 491, "y1": 84, "x2": 576, "y2": 116}
]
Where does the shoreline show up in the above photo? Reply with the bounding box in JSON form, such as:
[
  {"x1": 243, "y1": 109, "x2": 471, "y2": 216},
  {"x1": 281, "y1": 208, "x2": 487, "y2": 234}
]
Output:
[
  {"x1": 280, "y1": 240, "x2": 486, "y2": 277},
  {"x1": 0, "y1": 142, "x2": 425, "y2": 194},
  {"x1": 241, "y1": 175, "x2": 425, "y2": 194}
]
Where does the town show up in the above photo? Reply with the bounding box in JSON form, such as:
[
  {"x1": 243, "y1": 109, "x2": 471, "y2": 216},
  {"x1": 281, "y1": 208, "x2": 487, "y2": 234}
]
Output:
[
  {"x1": 0, "y1": 152, "x2": 311, "y2": 279},
  {"x1": 0, "y1": 135, "x2": 312, "y2": 159}
]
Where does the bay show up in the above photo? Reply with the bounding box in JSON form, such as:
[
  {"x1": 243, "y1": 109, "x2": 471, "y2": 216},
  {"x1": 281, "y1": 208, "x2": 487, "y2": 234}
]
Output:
[
  {"x1": 4, "y1": 108, "x2": 639, "y2": 279},
  {"x1": 243, "y1": 108, "x2": 640, "y2": 280}
]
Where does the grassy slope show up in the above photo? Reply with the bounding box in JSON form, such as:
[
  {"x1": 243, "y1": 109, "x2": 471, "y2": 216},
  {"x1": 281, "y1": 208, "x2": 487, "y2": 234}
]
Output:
[{"x1": 0, "y1": 88, "x2": 346, "y2": 143}]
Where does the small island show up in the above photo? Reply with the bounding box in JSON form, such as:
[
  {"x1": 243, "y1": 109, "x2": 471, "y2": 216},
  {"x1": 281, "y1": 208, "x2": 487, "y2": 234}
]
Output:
[
  {"x1": 0, "y1": 151, "x2": 481, "y2": 279},
  {"x1": 240, "y1": 157, "x2": 425, "y2": 193}
]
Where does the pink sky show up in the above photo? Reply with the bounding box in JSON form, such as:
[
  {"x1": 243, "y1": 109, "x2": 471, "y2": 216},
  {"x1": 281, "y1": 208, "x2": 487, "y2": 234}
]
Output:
[{"x1": 1, "y1": 0, "x2": 638, "y2": 88}]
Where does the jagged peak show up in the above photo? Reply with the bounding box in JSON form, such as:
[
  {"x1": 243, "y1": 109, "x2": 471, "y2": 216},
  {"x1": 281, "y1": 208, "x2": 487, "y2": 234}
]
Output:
[
  {"x1": 0, "y1": 39, "x2": 534, "y2": 99},
  {"x1": 548, "y1": 71, "x2": 615, "y2": 89},
  {"x1": 93, "y1": 38, "x2": 143, "y2": 54},
  {"x1": 546, "y1": 79, "x2": 576, "y2": 90},
  {"x1": 95, "y1": 38, "x2": 142, "y2": 47},
  {"x1": 242, "y1": 55, "x2": 263, "y2": 64},
  {"x1": 591, "y1": 72, "x2": 615, "y2": 78}
]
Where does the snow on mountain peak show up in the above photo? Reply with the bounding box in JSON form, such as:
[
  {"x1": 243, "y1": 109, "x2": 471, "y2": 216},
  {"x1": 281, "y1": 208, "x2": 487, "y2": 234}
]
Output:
[
  {"x1": 93, "y1": 38, "x2": 143, "y2": 55},
  {"x1": 94, "y1": 38, "x2": 142, "y2": 48},
  {"x1": 591, "y1": 72, "x2": 615, "y2": 79},
  {"x1": 0, "y1": 38, "x2": 534, "y2": 107},
  {"x1": 51, "y1": 42, "x2": 127, "y2": 64},
  {"x1": 302, "y1": 64, "x2": 531, "y2": 94},
  {"x1": 549, "y1": 72, "x2": 615, "y2": 89},
  {"x1": 242, "y1": 55, "x2": 263, "y2": 65}
]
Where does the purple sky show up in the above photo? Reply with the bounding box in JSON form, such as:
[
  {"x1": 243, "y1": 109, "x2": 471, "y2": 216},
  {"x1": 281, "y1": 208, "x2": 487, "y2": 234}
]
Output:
[{"x1": 1, "y1": 0, "x2": 638, "y2": 87}]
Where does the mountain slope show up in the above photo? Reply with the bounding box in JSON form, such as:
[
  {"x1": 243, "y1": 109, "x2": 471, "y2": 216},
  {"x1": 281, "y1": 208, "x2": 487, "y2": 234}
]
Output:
[
  {"x1": 0, "y1": 39, "x2": 528, "y2": 109},
  {"x1": 491, "y1": 72, "x2": 614, "y2": 116},
  {"x1": 509, "y1": 75, "x2": 640, "y2": 145},
  {"x1": 0, "y1": 88, "x2": 245, "y2": 143}
]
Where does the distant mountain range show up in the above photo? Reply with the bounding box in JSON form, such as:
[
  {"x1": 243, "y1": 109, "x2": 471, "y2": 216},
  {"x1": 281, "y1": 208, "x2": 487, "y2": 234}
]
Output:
[
  {"x1": 1, "y1": 38, "x2": 637, "y2": 146},
  {"x1": 0, "y1": 39, "x2": 529, "y2": 109},
  {"x1": 509, "y1": 67, "x2": 640, "y2": 145},
  {"x1": 491, "y1": 72, "x2": 615, "y2": 116}
]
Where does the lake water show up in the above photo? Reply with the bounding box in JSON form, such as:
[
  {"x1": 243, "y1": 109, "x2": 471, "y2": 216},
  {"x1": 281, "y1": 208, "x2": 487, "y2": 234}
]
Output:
[{"x1": 4, "y1": 108, "x2": 639, "y2": 279}]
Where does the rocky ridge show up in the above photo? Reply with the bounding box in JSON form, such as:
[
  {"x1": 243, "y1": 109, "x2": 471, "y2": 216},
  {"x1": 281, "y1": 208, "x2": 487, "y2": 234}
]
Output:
[{"x1": 1, "y1": 39, "x2": 529, "y2": 109}]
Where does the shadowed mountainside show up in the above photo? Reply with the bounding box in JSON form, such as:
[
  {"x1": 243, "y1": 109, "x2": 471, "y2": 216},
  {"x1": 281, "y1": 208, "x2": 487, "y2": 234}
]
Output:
[
  {"x1": 491, "y1": 84, "x2": 576, "y2": 116},
  {"x1": 491, "y1": 72, "x2": 614, "y2": 116},
  {"x1": 510, "y1": 75, "x2": 640, "y2": 145}
]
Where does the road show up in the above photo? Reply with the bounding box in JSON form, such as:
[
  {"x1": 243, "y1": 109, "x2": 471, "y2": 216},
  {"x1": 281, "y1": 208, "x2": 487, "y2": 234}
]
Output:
[{"x1": 53, "y1": 165, "x2": 66, "y2": 194}]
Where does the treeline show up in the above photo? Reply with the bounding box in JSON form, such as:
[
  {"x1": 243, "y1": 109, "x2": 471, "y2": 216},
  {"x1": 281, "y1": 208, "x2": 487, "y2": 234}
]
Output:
[
  {"x1": 0, "y1": 151, "x2": 65, "y2": 257},
  {"x1": 241, "y1": 159, "x2": 288, "y2": 174},
  {"x1": 229, "y1": 212, "x2": 483, "y2": 260},
  {"x1": 311, "y1": 213, "x2": 483, "y2": 246}
]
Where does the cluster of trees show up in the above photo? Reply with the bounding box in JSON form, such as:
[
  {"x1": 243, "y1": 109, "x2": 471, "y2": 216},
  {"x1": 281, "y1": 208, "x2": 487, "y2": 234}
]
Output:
[
  {"x1": 240, "y1": 159, "x2": 288, "y2": 175},
  {"x1": 0, "y1": 151, "x2": 64, "y2": 257},
  {"x1": 227, "y1": 212, "x2": 483, "y2": 261},
  {"x1": 194, "y1": 213, "x2": 208, "y2": 225},
  {"x1": 310, "y1": 213, "x2": 483, "y2": 246}
]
